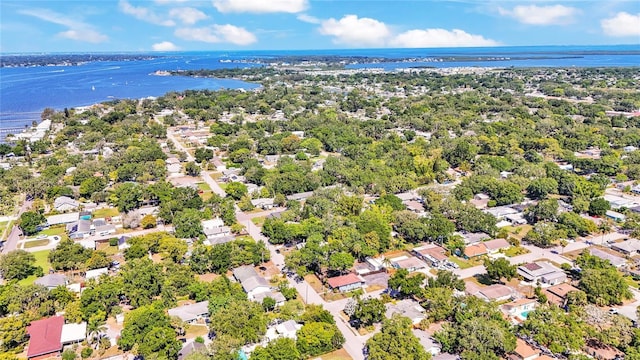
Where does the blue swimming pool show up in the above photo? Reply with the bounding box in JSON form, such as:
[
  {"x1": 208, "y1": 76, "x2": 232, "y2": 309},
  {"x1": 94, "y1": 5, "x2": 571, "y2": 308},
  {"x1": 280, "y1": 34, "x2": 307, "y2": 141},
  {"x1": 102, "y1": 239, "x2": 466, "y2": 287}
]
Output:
[{"x1": 521, "y1": 311, "x2": 531, "y2": 319}]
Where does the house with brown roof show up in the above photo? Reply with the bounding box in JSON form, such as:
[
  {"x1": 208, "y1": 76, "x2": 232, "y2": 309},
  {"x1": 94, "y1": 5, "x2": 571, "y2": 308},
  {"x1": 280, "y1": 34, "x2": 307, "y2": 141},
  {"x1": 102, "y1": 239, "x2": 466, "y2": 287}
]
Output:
[
  {"x1": 511, "y1": 338, "x2": 540, "y2": 360},
  {"x1": 464, "y1": 243, "x2": 487, "y2": 258},
  {"x1": 391, "y1": 256, "x2": 428, "y2": 272},
  {"x1": 327, "y1": 273, "x2": 365, "y2": 292},
  {"x1": 483, "y1": 238, "x2": 511, "y2": 254},
  {"x1": 584, "y1": 339, "x2": 624, "y2": 360},
  {"x1": 477, "y1": 284, "x2": 515, "y2": 302},
  {"x1": 543, "y1": 283, "x2": 580, "y2": 307},
  {"x1": 413, "y1": 244, "x2": 449, "y2": 268},
  {"x1": 501, "y1": 298, "x2": 537, "y2": 323}
]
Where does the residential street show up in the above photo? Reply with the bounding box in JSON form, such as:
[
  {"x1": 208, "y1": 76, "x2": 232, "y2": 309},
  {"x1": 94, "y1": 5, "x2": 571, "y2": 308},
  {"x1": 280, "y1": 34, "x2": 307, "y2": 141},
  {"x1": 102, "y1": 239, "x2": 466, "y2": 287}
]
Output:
[{"x1": 1, "y1": 199, "x2": 31, "y2": 254}]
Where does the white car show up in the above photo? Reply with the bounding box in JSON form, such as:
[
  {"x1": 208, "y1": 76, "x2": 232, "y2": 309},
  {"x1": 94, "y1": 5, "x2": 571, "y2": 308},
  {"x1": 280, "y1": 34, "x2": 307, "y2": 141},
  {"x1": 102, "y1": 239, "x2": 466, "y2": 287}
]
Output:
[{"x1": 609, "y1": 308, "x2": 619, "y2": 315}]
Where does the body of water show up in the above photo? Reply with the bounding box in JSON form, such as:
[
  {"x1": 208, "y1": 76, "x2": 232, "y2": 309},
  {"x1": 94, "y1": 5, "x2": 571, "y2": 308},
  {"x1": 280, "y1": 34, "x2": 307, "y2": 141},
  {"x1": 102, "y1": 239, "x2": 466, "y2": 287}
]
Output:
[{"x1": 1, "y1": 45, "x2": 639, "y2": 133}]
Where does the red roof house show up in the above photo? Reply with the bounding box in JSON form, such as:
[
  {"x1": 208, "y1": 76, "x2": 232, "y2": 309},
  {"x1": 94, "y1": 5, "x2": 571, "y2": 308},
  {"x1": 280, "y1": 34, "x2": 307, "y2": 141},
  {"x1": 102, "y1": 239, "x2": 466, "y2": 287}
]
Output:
[
  {"x1": 327, "y1": 273, "x2": 365, "y2": 292},
  {"x1": 27, "y1": 316, "x2": 64, "y2": 360}
]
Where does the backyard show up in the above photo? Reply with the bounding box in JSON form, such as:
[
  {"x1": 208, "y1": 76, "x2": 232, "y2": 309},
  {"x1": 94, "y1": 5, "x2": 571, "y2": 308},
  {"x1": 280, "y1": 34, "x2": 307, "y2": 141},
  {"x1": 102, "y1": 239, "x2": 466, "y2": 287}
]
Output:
[{"x1": 18, "y1": 249, "x2": 51, "y2": 285}]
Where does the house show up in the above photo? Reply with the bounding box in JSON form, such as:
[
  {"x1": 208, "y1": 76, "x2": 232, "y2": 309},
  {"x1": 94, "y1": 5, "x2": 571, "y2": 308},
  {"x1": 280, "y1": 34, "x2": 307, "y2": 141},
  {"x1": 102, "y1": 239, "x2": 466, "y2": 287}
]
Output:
[
  {"x1": 483, "y1": 238, "x2": 510, "y2": 253},
  {"x1": 233, "y1": 266, "x2": 272, "y2": 300},
  {"x1": 95, "y1": 224, "x2": 116, "y2": 236},
  {"x1": 511, "y1": 338, "x2": 540, "y2": 360},
  {"x1": 413, "y1": 244, "x2": 449, "y2": 267},
  {"x1": 457, "y1": 232, "x2": 490, "y2": 245},
  {"x1": 606, "y1": 210, "x2": 626, "y2": 222},
  {"x1": 85, "y1": 267, "x2": 109, "y2": 281},
  {"x1": 202, "y1": 218, "x2": 224, "y2": 229},
  {"x1": 168, "y1": 301, "x2": 210, "y2": 323},
  {"x1": 589, "y1": 248, "x2": 627, "y2": 268},
  {"x1": 477, "y1": 284, "x2": 515, "y2": 302},
  {"x1": 253, "y1": 290, "x2": 287, "y2": 307},
  {"x1": 251, "y1": 198, "x2": 275, "y2": 210},
  {"x1": 583, "y1": 339, "x2": 624, "y2": 360},
  {"x1": 26, "y1": 316, "x2": 64, "y2": 360},
  {"x1": 603, "y1": 194, "x2": 636, "y2": 209},
  {"x1": 391, "y1": 256, "x2": 428, "y2": 272},
  {"x1": 203, "y1": 226, "x2": 231, "y2": 240},
  {"x1": 501, "y1": 298, "x2": 537, "y2": 322},
  {"x1": 464, "y1": 243, "x2": 487, "y2": 258},
  {"x1": 484, "y1": 206, "x2": 519, "y2": 221},
  {"x1": 167, "y1": 163, "x2": 182, "y2": 174},
  {"x1": 206, "y1": 235, "x2": 236, "y2": 246},
  {"x1": 67, "y1": 219, "x2": 92, "y2": 239},
  {"x1": 34, "y1": 274, "x2": 67, "y2": 290},
  {"x1": 47, "y1": 212, "x2": 80, "y2": 226},
  {"x1": 178, "y1": 341, "x2": 206, "y2": 360},
  {"x1": 470, "y1": 193, "x2": 490, "y2": 209},
  {"x1": 517, "y1": 261, "x2": 566, "y2": 285},
  {"x1": 60, "y1": 322, "x2": 87, "y2": 345},
  {"x1": 386, "y1": 299, "x2": 426, "y2": 325},
  {"x1": 395, "y1": 191, "x2": 419, "y2": 202},
  {"x1": 611, "y1": 238, "x2": 640, "y2": 256},
  {"x1": 405, "y1": 200, "x2": 425, "y2": 213},
  {"x1": 211, "y1": 157, "x2": 226, "y2": 172},
  {"x1": 286, "y1": 191, "x2": 314, "y2": 201},
  {"x1": 53, "y1": 196, "x2": 79, "y2": 212},
  {"x1": 327, "y1": 273, "x2": 365, "y2": 293},
  {"x1": 543, "y1": 283, "x2": 580, "y2": 307},
  {"x1": 276, "y1": 320, "x2": 302, "y2": 339},
  {"x1": 413, "y1": 329, "x2": 441, "y2": 355}
]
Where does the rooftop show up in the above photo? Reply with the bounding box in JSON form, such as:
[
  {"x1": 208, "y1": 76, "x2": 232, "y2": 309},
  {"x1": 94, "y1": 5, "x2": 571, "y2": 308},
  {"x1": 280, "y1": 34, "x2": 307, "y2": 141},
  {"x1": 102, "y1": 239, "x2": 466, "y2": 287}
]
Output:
[
  {"x1": 27, "y1": 316, "x2": 64, "y2": 358},
  {"x1": 168, "y1": 301, "x2": 210, "y2": 322},
  {"x1": 327, "y1": 273, "x2": 364, "y2": 289}
]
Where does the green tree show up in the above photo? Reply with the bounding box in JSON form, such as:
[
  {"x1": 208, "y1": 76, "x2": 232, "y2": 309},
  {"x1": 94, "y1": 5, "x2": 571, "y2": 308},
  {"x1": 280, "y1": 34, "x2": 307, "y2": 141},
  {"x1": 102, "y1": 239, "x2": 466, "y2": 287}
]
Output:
[
  {"x1": 118, "y1": 303, "x2": 177, "y2": 355},
  {"x1": 48, "y1": 239, "x2": 92, "y2": 271},
  {"x1": 484, "y1": 258, "x2": 517, "y2": 283},
  {"x1": 520, "y1": 304, "x2": 587, "y2": 353},
  {"x1": 296, "y1": 321, "x2": 345, "y2": 357},
  {"x1": 352, "y1": 297, "x2": 385, "y2": 327},
  {"x1": 0, "y1": 314, "x2": 29, "y2": 353},
  {"x1": 225, "y1": 182, "x2": 248, "y2": 200},
  {"x1": 141, "y1": 214, "x2": 157, "y2": 229},
  {"x1": 0, "y1": 250, "x2": 40, "y2": 280},
  {"x1": 138, "y1": 327, "x2": 182, "y2": 360},
  {"x1": 579, "y1": 267, "x2": 632, "y2": 306},
  {"x1": 375, "y1": 194, "x2": 405, "y2": 211},
  {"x1": 328, "y1": 252, "x2": 355, "y2": 274},
  {"x1": 185, "y1": 161, "x2": 201, "y2": 176},
  {"x1": 194, "y1": 147, "x2": 214, "y2": 163},
  {"x1": 251, "y1": 338, "x2": 302, "y2": 360},
  {"x1": 173, "y1": 208, "x2": 203, "y2": 239},
  {"x1": 19, "y1": 211, "x2": 45, "y2": 236},
  {"x1": 388, "y1": 269, "x2": 425, "y2": 299},
  {"x1": 588, "y1": 197, "x2": 611, "y2": 216},
  {"x1": 366, "y1": 315, "x2": 430, "y2": 360},
  {"x1": 427, "y1": 270, "x2": 465, "y2": 291},
  {"x1": 209, "y1": 300, "x2": 267, "y2": 344},
  {"x1": 525, "y1": 198, "x2": 559, "y2": 223},
  {"x1": 527, "y1": 177, "x2": 558, "y2": 199}
]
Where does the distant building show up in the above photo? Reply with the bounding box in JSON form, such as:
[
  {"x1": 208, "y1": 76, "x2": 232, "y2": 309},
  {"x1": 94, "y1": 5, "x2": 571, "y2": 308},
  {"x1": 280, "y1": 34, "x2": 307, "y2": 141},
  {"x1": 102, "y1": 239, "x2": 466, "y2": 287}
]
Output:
[
  {"x1": 85, "y1": 267, "x2": 109, "y2": 281},
  {"x1": 233, "y1": 266, "x2": 272, "y2": 300},
  {"x1": 464, "y1": 243, "x2": 488, "y2": 258},
  {"x1": 251, "y1": 198, "x2": 275, "y2": 210},
  {"x1": 543, "y1": 283, "x2": 580, "y2": 307},
  {"x1": 47, "y1": 212, "x2": 80, "y2": 226},
  {"x1": 501, "y1": 298, "x2": 537, "y2": 323},
  {"x1": 477, "y1": 284, "x2": 515, "y2": 302},
  {"x1": 511, "y1": 338, "x2": 540, "y2": 360},
  {"x1": 610, "y1": 239, "x2": 640, "y2": 256},
  {"x1": 483, "y1": 238, "x2": 511, "y2": 253},
  {"x1": 413, "y1": 244, "x2": 449, "y2": 268},
  {"x1": 390, "y1": 256, "x2": 428, "y2": 272},
  {"x1": 26, "y1": 316, "x2": 87, "y2": 360},
  {"x1": 588, "y1": 248, "x2": 627, "y2": 268}
]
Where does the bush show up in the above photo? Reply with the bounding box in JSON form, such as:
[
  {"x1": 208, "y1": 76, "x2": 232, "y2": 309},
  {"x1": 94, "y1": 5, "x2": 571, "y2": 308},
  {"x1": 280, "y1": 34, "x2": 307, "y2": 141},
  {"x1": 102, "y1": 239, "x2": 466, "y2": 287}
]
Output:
[
  {"x1": 62, "y1": 349, "x2": 77, "y2": 360},
  {"x1": 81, "y1": 347, "x2": 93, "y2": 359},
  {"x1": 109, "y1": 238, "x2": 118, "y2": 246}
]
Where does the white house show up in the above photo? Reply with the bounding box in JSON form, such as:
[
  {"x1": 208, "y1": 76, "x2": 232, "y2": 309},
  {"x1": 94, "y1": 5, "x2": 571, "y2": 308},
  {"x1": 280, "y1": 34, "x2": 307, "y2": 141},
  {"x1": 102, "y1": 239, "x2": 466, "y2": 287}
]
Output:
[
  {"x1": 517, "y1": 262, "x2": 566, "y2": 285},
  {"x1": 85, "y1": 267, "x2": 109, "y2": 281},
  {"x1": 233, "y1": 266, "x2": 272, "y2": 300},
  {"x1": 168, "y1": 301, "x2": 210, "y2": 324},
  {"x1": 53, "y1": 196, "x2": 79, "y2": 212}
]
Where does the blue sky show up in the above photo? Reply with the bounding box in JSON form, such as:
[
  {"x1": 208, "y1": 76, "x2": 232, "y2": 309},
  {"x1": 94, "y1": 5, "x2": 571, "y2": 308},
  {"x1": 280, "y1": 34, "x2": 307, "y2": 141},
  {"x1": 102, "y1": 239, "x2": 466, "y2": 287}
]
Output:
[{"x1": 1, "y1": 0, "x2": 639, "y2": 53}]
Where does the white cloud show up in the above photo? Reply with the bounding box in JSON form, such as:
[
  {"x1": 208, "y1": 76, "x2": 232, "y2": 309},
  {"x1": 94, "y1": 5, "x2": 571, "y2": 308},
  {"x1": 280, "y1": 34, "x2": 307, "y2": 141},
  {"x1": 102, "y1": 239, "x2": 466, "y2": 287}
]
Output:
[
  {"x1": 118, "y1": 0, "x2": 175, "y2": 26},
  {"x1": 213, "y1": 0, "x2": 307, "y2": 13},
  {"x1": 392, "y1": 29, "x2": 500, "y2": 48},
  {"x1": 18, "y1": 8, "x2": 108, "y2": 43},
  {"x1": 169, "y1": 7, "x2": 208, "y2": 25},
  {"x1": 175, "y1": 24, "x2": 257, "y2": 45},
  {"x1": 152, "y1": 41, "x2": 179, "y2": 51},
  {"x1": 319, "y1": 15, "x2": 391, "y2": 47},
  {"x1": 601, "y1": 12, "x2": 640, "y2": 37},
  {"x1": 498, "y1": 4, "x2": 578, "y2": 25},
  {"x1": 155, "y1": 0, "x2": 189, "y2": 4},
  {"x1": 297, "y1": 13, "x2": 321, "y2": 24}
]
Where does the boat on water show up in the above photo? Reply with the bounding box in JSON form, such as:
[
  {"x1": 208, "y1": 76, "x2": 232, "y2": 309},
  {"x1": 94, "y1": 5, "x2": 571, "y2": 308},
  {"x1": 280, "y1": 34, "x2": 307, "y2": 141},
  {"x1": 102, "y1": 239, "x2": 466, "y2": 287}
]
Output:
[{"x1": 91, "y1": 85, "x2": 95, "y2": 91}]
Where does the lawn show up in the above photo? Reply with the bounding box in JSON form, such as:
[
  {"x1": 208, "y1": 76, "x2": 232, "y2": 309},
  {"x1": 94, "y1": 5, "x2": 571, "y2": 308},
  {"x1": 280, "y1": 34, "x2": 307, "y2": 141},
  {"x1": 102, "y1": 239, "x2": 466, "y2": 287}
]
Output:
[
  {"x1": 251, "y1": 216, "x2": 266, "y2": 227},
  {"x1": 319, "y1": 348, "x2": 353, "y2": 360},
  {"x1": 39, "y1": 226, "x2": 66, "y2": 237},
  {"x1": 18, "y1": 250, "x2": 51, "y2": 285},
  {"x1": 23, "y1": 239, "x2": 50, "y2": 248},
  {"x1": 448, "y1": 256, "x2": 473, "y2": 269},
  {"x1": 92, "y1": 207, "x2": 120, "y2": 218},
  {"x1": 502, "y1": 246, "x2": 529, "y2": 257},
  {"x1": 185, "y1": 325, "x2": 209, "y2": 339},
  {"x1": 197, "y1": 182, "x2": 211, "y2": 191}
]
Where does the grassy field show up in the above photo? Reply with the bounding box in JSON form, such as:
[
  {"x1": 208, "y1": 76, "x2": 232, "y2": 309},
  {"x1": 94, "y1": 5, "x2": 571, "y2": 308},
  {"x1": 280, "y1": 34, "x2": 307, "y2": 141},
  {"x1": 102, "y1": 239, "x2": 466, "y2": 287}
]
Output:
[
  {"x1": 18, "y1": 250, "x2": 51, "y2": 285},
  {"x1": 251, "y1": 216, "x2": 266, "y2": 227},
  {"x1": 448, "y1": 256, "x2": 473, "y2": 269},
  {"x1": 23, "y1": 239, "x2": 50, "y2": 248},
  {"x1": 185, "y1": 325, "x2": 209, "y2": 338},
  {"x1": 38, "y1": 226, "x2": 68, "y2": 241},
  {"x1": 93, "y1": 207, "x2": 120, "y2": 218},
  {"x1": 197, "y1": 182, "x2": 211, "y2": 191},
  {"x1": 503, "y1": 246, "x2": 529, "y2": 257},
  {"x1": 319, "y1": 348, "x2": 353, "y2": 360}
]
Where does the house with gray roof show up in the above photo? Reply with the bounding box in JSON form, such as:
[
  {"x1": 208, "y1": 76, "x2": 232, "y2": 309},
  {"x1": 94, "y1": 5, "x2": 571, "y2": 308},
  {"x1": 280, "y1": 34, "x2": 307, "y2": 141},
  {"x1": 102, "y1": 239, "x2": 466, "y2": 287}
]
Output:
[
  {"x1": 34, "y1": 274, "x2": 67, "y2": 289},
  {"x1": 386, "y1": 299, "x2": 426, "y2": 325},
  {"x1": 168, "y1": 301, "x2": 209, "y2": 323},
  {"x1": 611, "y1": 239, "x2": 640, "y2": 256},
  {"x1": 232, "y1": 265, "x2": 272, "y2": 300},
  {"x1": 589, "y1": 248, "x2": 627, "y2": 268},
  {"x1": 53, "y1": 196, "x2": 79, "y2": 212}
]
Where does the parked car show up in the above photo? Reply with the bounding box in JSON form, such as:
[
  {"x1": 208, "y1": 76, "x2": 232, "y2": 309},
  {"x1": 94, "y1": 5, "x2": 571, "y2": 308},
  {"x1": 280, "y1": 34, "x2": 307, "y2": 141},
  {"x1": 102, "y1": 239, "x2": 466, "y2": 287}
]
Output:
[{"x1": 610, "y1": 308, "x2": 619, "y2": 314}]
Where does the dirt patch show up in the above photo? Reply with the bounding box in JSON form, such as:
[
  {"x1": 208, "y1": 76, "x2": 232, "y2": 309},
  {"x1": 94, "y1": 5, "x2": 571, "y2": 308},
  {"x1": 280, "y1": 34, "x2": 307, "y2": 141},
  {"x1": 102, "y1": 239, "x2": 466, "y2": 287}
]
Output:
[
  {"x1": 318, "y1": 348, "x2": 352, "y2": 360},
  {"x1": 196, "y1": 273, "x2": 221, "y2": 282},
  {"x1": 304, "y1": 274, "x2": 325, "y2": 294}
]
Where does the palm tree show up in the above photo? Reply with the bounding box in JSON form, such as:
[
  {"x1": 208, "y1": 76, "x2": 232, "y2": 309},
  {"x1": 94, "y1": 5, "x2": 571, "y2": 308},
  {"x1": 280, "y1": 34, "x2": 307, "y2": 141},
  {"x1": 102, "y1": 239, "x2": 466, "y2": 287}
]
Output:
[
  {"x1": 598, "y1": 219, "x2": 612, "y2": 245},
  {"x1": 87, "y1": 316, "x2": 107, "y2": 349}
]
